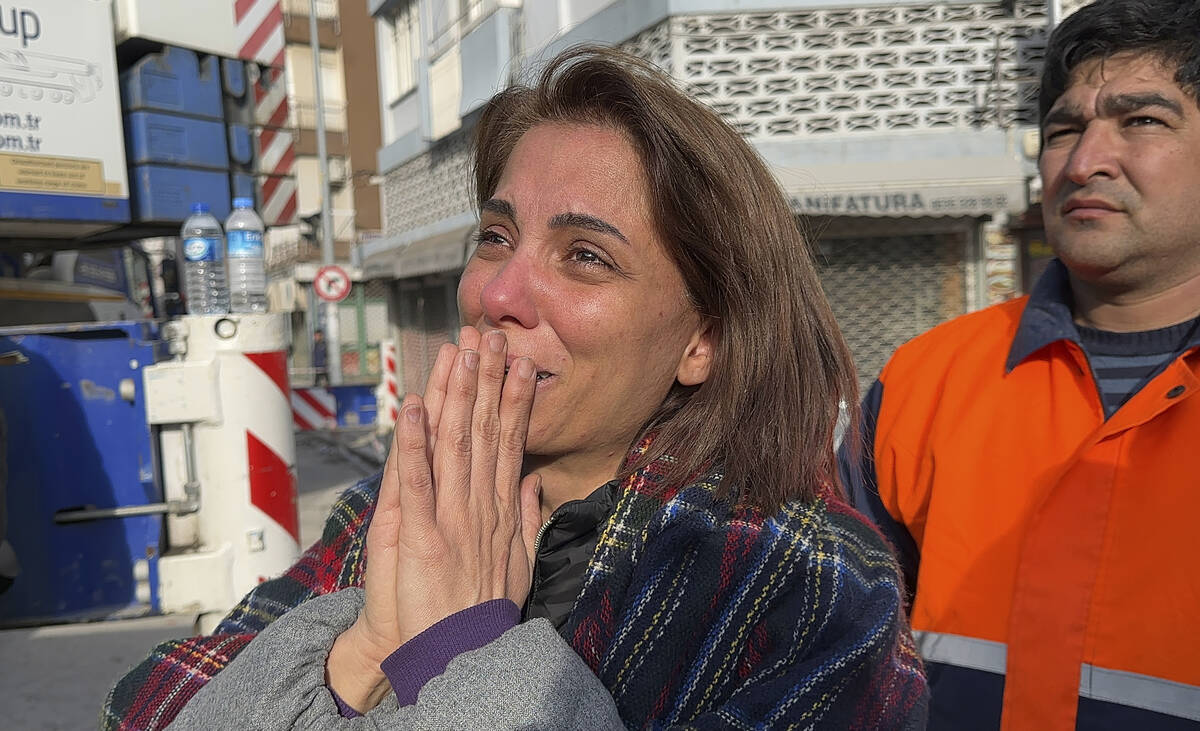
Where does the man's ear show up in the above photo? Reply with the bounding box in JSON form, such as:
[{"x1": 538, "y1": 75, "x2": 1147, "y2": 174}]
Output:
[{"x1": 676, "y1": 319, "x2": 716, "y2": 387}]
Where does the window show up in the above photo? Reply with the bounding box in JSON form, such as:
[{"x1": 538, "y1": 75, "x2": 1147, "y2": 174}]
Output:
[
  {"x1": 384, "y1": 1, "x2": 419, "y2": 102},
  {"x1": 284, "y1": 46, "x2": 347, "y2": 131}
]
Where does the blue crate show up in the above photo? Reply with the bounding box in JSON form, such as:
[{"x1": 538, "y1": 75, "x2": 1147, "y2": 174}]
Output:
[
  {"x1": 0, "y1": 321, "x2": 165, "y2": 625},
  {"x1": 230, "y1": 172, "x2": 255, "y2": 203},
  {"x1": 228, "y1": 123, "x2": 253, "y2": 166},
  {"x1": 121, "y1": 46, "x2": 223, "y2": 121},
  {"x1": 125, "y1": 111, "x2": 230, "y2": 170},
  {"x1": 129, "y1": 165, "x2": 231, "y2": 223},
  {"x1": 221, "y1": 57, "x2": 246, "y2": 99},
  {"x1": 0, "y1": 191, "x2": 129, "y2": 226}
]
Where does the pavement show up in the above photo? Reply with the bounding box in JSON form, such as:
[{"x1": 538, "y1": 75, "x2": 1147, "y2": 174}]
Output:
[{"x1": 0, "y1": 427, "x2": 385, "y2": 730}]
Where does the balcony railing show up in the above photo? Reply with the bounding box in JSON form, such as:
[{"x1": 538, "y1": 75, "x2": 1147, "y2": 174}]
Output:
[
  {"x1": 282, "y1": 0, "x2": 338, "y2": 21},
  {"x1": 428, "y1": 0, "x2": 518, "y2": 61},
  {"x1": 289, "y1": 99, "x2": 348, "y2": 133}
]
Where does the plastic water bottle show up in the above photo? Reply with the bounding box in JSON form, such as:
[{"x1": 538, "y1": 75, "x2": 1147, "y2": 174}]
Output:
[
  {"x1": 180, "y1": 203, "x2": 229, "y2": 315},
  {"x1": 225, "y1": 197, "x2": 269, "y2": 313}
]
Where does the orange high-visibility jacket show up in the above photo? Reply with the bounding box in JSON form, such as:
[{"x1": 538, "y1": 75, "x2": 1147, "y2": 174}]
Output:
[{"x1": 841, "y1": 262, "x2": 1200, "y2": 730}]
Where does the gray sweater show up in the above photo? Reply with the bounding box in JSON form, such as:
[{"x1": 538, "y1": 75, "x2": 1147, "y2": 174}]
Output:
[{"x1": 166, "y1": 588, "x2": 626, "y2": 730}]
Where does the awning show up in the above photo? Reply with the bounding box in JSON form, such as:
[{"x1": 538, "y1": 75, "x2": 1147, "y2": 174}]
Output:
[
  {"x1": 757, "y1": 129, "x2": 1036, "y2": 218},
  {"x1": 778, "y1": 162, "x2": 1028, "y2": 218},
  {"x1": 360, "y1": 211, "x2": 477, "y2": 280}
]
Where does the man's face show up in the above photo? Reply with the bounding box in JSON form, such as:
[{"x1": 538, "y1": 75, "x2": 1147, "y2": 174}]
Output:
[{"x1": 1039, "y1": 53, "x2": 1200, "y2": 293}]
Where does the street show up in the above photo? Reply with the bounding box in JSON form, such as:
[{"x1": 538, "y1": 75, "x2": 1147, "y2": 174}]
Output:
[{"x1": 0, "y1": 428, "x2": 383, "y2": 730}]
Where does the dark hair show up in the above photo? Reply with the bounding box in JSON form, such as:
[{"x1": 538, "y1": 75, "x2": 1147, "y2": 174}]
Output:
[
  {"x1": 472, "y1": 46, "x2": 858, "y2": 510},
  {"x1": 1039, "y1": 0, "x2": 1200, "y2": 122}
]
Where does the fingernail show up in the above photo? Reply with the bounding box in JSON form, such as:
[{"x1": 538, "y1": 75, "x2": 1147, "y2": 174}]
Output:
[
  {"x1": 487, "y1": 330, "x2": 505, "y2": 352},
  {"x1": 516, "y1": 357, "x2": 534, "y2": 379},
  {"x1": 463, "y1": 349, "x2": 479, "y2": 371},
  {"x1": 404, "y1": 405, "x2": 421, "y2": 423}
]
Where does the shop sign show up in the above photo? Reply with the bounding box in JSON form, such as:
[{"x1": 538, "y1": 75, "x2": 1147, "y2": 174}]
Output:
[{"x1": 790, "y1": 188, "x2": 1014, "y2": 217}]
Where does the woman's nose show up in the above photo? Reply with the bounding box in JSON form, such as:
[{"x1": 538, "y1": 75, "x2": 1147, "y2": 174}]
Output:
[{"x1": 478, "y1": 254, "x2": 540, "y2": 330}]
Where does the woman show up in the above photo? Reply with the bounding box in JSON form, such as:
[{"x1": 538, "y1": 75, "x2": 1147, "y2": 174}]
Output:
[{"x1": 104, "y1": 46, "x2": 927, "y2": 729}]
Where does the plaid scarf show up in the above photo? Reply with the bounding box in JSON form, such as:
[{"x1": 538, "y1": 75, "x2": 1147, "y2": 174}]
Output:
[{"x1": 103, "y1": 441, "x2": 926, "y2": 729}]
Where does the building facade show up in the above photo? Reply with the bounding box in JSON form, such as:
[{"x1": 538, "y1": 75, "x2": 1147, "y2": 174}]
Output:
[
  {"x1": 365, "y1": 0, "x2": 1056, "y2": 391},
  {"x1": 266, "y1": 0, "x2": 390, "y2": 385}
]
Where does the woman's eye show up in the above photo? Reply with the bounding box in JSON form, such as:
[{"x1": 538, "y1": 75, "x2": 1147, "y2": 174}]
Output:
[
  {"x1": 474, "y1": 230, "x2": 509, "y2": 247},
  {"x1": 569, "y1": 247, "x2": 612, "y2": 268}
]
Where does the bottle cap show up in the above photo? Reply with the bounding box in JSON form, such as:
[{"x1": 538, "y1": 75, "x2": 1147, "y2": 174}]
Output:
[
  {"x1": 191, "y1": 202, "x2": 210, "y2": 214},
  {"x1": 233, "y1": 197, "x2": 254, "y2": 209}
]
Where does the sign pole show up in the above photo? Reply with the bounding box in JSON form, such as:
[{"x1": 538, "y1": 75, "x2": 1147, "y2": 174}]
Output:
[{"x1": 310, "y1": 0, "x2": 341, "y2": 385}]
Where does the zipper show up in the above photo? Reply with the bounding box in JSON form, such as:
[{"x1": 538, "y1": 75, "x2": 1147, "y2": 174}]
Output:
[
  {"x1": 519, "y1": 481, "x2": 618, "y2": 620},
  {"x1": 522, "y1": 513, "x2": 559, "y2": 619}
]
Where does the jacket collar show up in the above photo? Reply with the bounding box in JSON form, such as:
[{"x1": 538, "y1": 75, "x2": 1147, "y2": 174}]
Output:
[
  {"x1": 1006, "y1": 258, "x2": 1080, "y2": 373},
  {"x1": 1006, "y1": 258, "x2": 1200, "y2": 372}
]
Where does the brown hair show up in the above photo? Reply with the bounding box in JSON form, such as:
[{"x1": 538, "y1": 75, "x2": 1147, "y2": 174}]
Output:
[{"x1": 473, "y1": 45, "x2": 857, "y2": 510}]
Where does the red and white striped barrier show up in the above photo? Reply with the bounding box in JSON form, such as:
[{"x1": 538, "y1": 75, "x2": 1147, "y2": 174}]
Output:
[
  {"x1": 242, "y1": 350, "x2": 301, "y2": 543},
  {"x1": 376, "y1": 340, "x2": 401, "y2": 434},
  {"x1": 292, "y1": 387, "x2": 337, "y2": 430},
  {"x1": 252, "y1": 65, "x2": 298, "y2": 227},
  {"x1": 254, "y1": 124, "x2": 298, "y2": 226},
  {"x1": 235, "y1": 0, "x2": 285, "y2": 68},
  {"x1": 240, "y1": 0, "x2": 297, "y2": 227}
]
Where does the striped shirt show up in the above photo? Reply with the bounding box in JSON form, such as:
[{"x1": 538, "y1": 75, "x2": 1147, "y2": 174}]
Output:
[{"x1": 1077, "y1": 316, "x2": 1200, "y2": 417}]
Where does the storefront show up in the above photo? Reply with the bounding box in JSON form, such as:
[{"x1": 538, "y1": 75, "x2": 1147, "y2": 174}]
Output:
[{"x1": 780, "y1": 163, "x2": 1031, "y2": 387}]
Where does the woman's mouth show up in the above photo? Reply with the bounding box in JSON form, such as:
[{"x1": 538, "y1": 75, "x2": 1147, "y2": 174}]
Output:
[{"x1": 504, "y1": 365, "x2": 553, "y2": 382}]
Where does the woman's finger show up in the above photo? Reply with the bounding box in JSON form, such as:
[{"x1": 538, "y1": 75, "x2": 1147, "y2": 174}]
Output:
[
  {"x1": 422, "y1": 342, "x2": 459, "y2": 458},
  {"x1": 356, "y1": 394, "x2": 414, "y2": 654},
  {"x1": 423, "y1": 328, "x2": 481, "y2": 458},
  {"x1": 494, "y1": 356, "x2": 536, "y2": 511},
  {"x1": 520, "y1": 473, "x2": 543, "y2": 561},
  {"x1": 433, "y1": 346, "x2": 479, "y2": 518},
  {"x1": 469, "y1": 330, "x2": 508, "y2": 516},
  {"x1": 377, "y1": 398, "x2": 407, "y2": 518},
  {"x1": 507, "y1": 473, "x2": 543, "y2": 605},
  {"x1": 396, "y1": 397, "x2": 436, "y2": 535},
  {"x1": 458, "y1": 326, "x2": 482, "y2": 351}
]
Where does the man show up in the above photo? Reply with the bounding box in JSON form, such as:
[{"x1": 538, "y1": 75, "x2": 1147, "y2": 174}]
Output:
[
  {"x1": 840, "y1": 1, "x2": 1200, "y2": 728},
  {"x1": 311, "y1": 328, "x2": 328, "y2": 386}
]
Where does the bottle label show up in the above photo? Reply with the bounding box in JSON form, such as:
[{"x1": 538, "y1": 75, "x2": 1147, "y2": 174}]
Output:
[
  {"x1": 227, "y1": 230, "x2": 264, "y2": 259},
  {"x1": 183, "y1": 236, "x2": 220, "y2": 262}
]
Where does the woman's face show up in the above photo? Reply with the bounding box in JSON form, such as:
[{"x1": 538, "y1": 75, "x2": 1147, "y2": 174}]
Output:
[{"x1": 458, "y1": 123, "x2": 713, "y2": 461}]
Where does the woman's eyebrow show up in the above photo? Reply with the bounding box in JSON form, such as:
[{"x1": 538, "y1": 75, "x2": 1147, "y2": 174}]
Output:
[
  {"x1": 481, "y1": 198, "x2": 516, "y2": 220},
  {"x1": 549, "y1": 212, "x2": 630, "y2": 246}
]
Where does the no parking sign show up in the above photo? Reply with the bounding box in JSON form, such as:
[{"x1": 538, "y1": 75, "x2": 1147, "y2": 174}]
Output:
[{"x1": 313, "y1": 265, "x2": 351, "y2": 303}]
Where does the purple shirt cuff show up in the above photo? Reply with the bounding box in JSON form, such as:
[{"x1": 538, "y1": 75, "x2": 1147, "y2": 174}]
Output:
[
  {"x1": 330, "y1": 687, "x2": 362, "y2": 718},
  {"x1": 381, "y1": 599, "x2": 521, "y2": 707}
]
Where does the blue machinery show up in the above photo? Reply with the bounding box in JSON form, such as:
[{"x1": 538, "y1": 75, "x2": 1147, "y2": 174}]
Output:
[{"x1": 0, "y1": 321, "x2": 165, "y2": 624}]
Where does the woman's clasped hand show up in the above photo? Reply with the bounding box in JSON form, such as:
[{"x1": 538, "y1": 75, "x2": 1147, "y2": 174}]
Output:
[{"x1": 327, "y1": 326, "x2": 544, "y2": 711}]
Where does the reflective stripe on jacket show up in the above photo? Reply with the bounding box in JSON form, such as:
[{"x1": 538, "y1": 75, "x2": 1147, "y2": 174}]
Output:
[{"x1": 840, "y1": 263, "x2": 1200, "y2": 730}]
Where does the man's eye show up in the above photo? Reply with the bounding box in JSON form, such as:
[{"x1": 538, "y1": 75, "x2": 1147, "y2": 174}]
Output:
[
  {"x1": 1127, "y1": 115, "x2": 1165, "y2": 127},
  {"x1": 1044, "y1": 127, "x2": 1077, "y2": 142}
]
